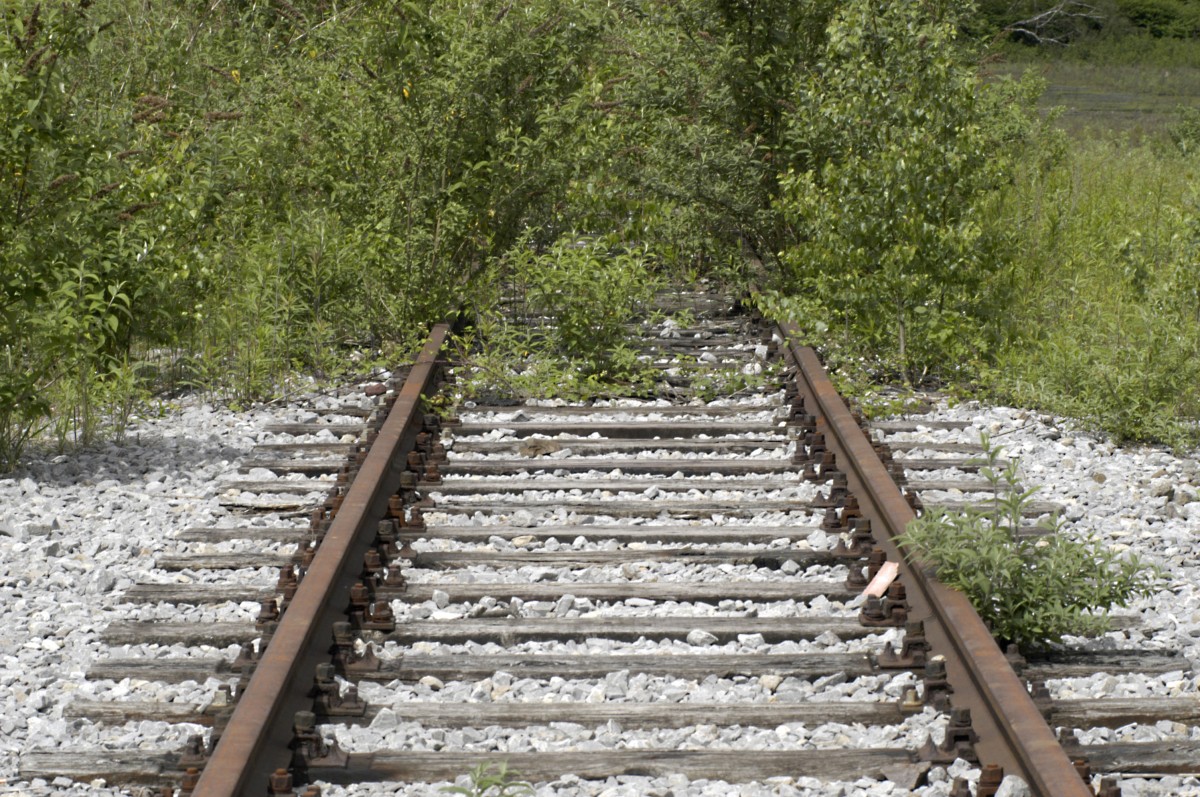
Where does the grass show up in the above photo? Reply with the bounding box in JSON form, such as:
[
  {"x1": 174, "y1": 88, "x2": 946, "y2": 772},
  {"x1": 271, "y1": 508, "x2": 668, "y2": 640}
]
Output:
[
  {"x1": 986, "y1": 37, "x2": 1200, "y2": 137},
  {"x1": 983, "y1": 124, "x2": 1200, "y2": 447}
]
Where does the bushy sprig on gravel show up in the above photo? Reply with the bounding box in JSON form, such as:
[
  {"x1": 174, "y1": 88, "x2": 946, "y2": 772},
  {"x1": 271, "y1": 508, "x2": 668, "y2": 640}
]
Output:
[
  {"x1": 897, "y1": 436, "x2": 1161, "y2": 651},
  {"x1": 442, "y1": 762, "x2": 533, "y2": 797}
]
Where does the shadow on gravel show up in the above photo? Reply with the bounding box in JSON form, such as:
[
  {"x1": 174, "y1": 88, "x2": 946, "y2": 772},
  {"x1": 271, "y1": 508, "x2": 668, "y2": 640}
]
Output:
[{"x1": 5, "y1": 433, "x2": 245, "y2": 489}]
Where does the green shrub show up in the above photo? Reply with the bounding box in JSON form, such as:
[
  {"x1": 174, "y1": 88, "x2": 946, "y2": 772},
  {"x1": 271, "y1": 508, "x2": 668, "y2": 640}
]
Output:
[
  {"x1": 897, "y1": 438, "x2": 1160, "y2": 650},
  {"x1": 767, "y1": 0, "x2": 1039, "y2": 385},
  {"x1": 457, "y1": 235, "x2": 661, "y2": 401},
  {"x1": 984, "y1": 136, "x2": 1200, "y2": 448}
]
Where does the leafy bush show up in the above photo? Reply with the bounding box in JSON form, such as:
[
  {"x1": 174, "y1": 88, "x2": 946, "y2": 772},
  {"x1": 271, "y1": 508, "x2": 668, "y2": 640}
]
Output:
[
  {"x1": 511, "y1": 237, "x2": 660, "y2": 371},
  {"x1": 457, "y1": 235, "x2": 661, "y2": 401},
  {"x1": 767, "y1": 0, "x2": 1040, "y2": 386},
  {"x1": 898, "y1": 438, "x2": 1160, "y2": 650}
]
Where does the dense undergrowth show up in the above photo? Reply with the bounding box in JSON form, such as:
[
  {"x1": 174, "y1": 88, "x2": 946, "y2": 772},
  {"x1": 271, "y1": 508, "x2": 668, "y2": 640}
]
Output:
[{"x1": 3, "y1": 0, "x2": 1200, "y2": 467}]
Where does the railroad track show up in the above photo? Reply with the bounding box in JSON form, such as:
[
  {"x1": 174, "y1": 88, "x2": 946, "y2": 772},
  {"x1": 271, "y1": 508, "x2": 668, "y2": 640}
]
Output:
[{"x1": 15, "y1": 290, "x2": 1195, "y2": 796}]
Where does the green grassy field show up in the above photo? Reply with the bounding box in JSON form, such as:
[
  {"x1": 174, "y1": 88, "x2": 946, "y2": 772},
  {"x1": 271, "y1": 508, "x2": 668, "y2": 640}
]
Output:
[{"x1": 991, "y1": 38, "x2": 1200, "y2": 136}]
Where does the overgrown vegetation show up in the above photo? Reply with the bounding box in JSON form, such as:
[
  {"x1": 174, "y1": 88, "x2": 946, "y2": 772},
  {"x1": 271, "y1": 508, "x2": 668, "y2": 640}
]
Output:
[
  {"x1": 983, "y1": 136, "x2": 1200, "y2": 448},
  {"x1": 898, "y1": 438, "x2": 1161, "y2": 650},
  {"x1": 4, "y1": 0, "x2": 1200, "y2": 467}
]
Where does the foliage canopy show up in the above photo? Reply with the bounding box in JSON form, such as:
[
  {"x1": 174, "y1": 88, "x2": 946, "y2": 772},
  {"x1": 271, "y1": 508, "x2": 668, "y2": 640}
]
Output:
[{"x1": 27, "y1": 0, "x2": 1200, "y2": 464}]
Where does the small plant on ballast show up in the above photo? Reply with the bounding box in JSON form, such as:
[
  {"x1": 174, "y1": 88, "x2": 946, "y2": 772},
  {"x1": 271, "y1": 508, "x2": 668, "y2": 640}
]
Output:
[
  {"x1": 441, "y1": 761, "x2": 533, "y2": 797},
  {"x1": 897, "y1": 434, "x2": 1160, "y2": 651}
]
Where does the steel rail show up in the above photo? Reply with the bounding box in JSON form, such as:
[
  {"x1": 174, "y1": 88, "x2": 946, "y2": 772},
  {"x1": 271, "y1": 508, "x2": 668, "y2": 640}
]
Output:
[
  {"x1": 191, "y1": 324, "x2": 450, "y2": 797},
  {"x1": 779, "y1": 323, "x2": 1093, "y2": 797}
]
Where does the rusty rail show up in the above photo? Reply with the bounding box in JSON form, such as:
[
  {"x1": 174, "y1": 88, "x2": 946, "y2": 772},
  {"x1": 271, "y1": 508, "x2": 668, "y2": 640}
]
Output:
[
  {"x1": 192, "y1": 325, "x2": 450, "y2": 797},
  {"x1": 778, "y1": 322, "x2": 1093, "y2": 797}
]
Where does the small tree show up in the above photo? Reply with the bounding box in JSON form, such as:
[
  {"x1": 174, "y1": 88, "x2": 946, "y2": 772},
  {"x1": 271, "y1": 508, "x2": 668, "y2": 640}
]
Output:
[{"x1": 769, "y1": 0, "x2": 1034, "y2": 384}]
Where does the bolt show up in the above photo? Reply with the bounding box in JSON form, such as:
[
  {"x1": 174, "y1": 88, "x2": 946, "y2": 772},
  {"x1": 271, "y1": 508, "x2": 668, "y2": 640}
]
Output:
[
  {"x1": 257, "y1": 598, "x2": 279, "y2": 626},
  {"x1": 822, "y1": 505, "x2": 844, "y2": 533},
  {"x1": 923, "y1": 656, "x2": 953, "y2": 711},
  {"x1": 364, "y1": 549, "x2": 384, "y2": 579},
  {"x1": 824, "y1": 471, "x2": 847, "y2": 506},
  {"x1": 294, "y1": 710, "x2": 317, "y2": 735},
  {"x1": 883, "y1": 581, "x2": 909, "y2": 624},
  {"x1": 1029, "y1": 680, "x2": 1053, "y2": 720},
  {"x1": 375, "y1": 520, "x2": 399, "y2": 559},
  {"x1": 309, "y1": 508, "x2": 326, "y2": 533},
  {"x1": 976, "y1": 764, "x2": 1003, "y2": 797},
  {"x1": 859, "y1": 595, "x2": 888, "y2": 626},
  {"x1": 233, "y1": 642, "x2": 259, "y2": 673},
  {"x1": 816, "y1": 451, "x2": 839, "y2": 480},
  {"x1": 180, "y1": 767, "x2": 201, "y2": 795},
  {"x1": 1058, "y1": 726, "x2": 1082, "y2": 750},
  {"x1": 383, "y1": 562, "x2": 407, "y2": 588},
  {"x1": 268, "y1": 767, "x2": 292, "y2": 795},
  {"x1": 844, "y1": 563, "x2": 867, "y2": 590},
  {"x1": 388, "y1": 494, "x2": 405, "y2": 519},
  {"x1": 180, "y1": 733, "x2": 207, "y2": 766},
  {"x1": 349, "y1": 581, "x2": 371, "y2": 613},
  {"x1": 899, "y1": 687, "x2": 923, "y2": 714},
  {"x1": 833, "y1": 518, "x2": 874, "y2": 559},
  {"x1": 277, "y1": 565, "x2": 298, "y2": 605},
  {"x1": 1096, "y1": 777, "x2": 1122, "y2": 797},
  {"x1": 362, "y1": 598, "x2": 396, "y2": 631},
  {"x1": 847, "y1": 518, "x2": 874, "y2": 555},
  {"x1": 840, "y1": 494, "x2": 862, "y2": 525},
  {"x1": 866, "y1": 547, "x2": 887, "y2": 580}
]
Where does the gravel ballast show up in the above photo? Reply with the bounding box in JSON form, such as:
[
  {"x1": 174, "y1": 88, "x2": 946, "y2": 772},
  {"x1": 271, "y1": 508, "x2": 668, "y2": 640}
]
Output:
[{"x1": 2, "y1": 388, "x2": 1200, "y2": 796}]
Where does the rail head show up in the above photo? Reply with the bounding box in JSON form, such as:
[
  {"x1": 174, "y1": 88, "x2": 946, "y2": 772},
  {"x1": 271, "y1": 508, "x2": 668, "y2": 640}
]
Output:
[
  {"x1": 192, "y1": 324, "x2": 451, "y2": 797},
  {"x1": 777, "y1": 322, "x2": 1092, "y2": 797}
]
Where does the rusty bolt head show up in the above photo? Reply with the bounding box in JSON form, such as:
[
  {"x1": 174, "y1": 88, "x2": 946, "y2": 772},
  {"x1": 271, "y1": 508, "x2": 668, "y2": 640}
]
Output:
[
  {"x1": 180, "y1": 767, "x2": 201, "y2": 792},
  {"x1": 364, "y1": 548, "x2": 384, "y2": 573},
  {"x1": 268, "y1": 767, "x2": 293, "y2": 794},
  {"x1": 257, "y1": 598, "x2": 279, "y2": 623},
  {"x1": 977, "y1": 764, "x2": 1004, "y2": 797},
  {"x1": 349, "y1": 581, "x2": 370, "y2": 609}
]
